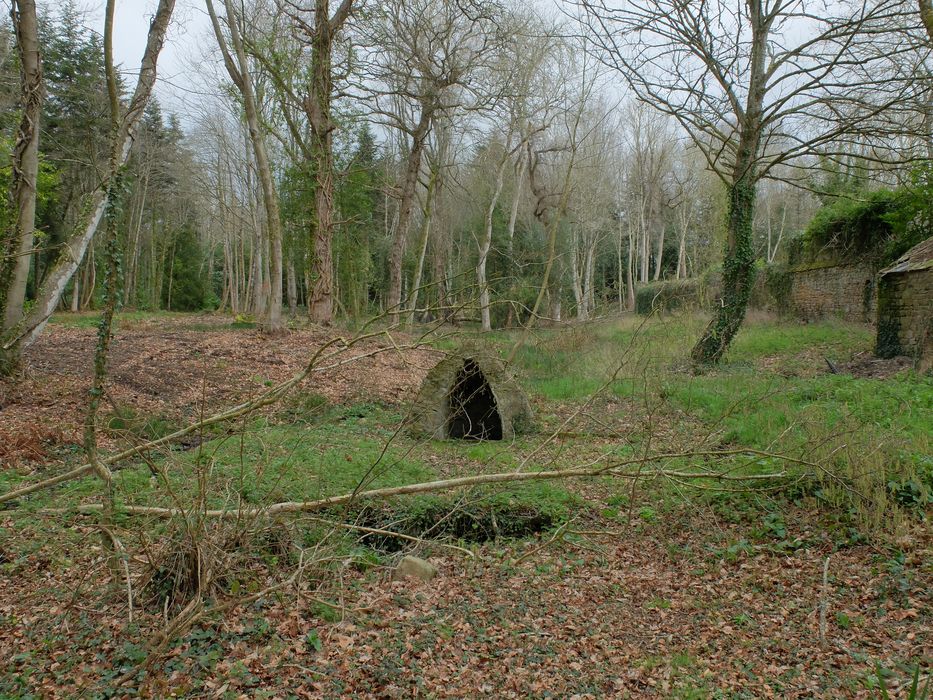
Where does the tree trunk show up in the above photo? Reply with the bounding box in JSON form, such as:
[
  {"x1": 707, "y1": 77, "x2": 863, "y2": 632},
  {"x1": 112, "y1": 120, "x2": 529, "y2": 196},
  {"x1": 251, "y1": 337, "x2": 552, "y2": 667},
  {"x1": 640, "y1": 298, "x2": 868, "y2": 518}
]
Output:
[
  {"x1": 286, "y1": 259, "x2": 297, "y2": 314},
  {"x1": 653, "y1": 221, "x2": 665, "y2": 281},
  {"x1": 548, "y1": 278, "x2": 562, "y2": 324},
  {"x1": 85, "y1": 0, "x2": 126, "y2": 561},
  {"x1": 584, "y1": 234, "x2": 596, "y2": 315},
  {"x1": 616, "y1": 215, "x2": 624, "y2": 308},
  {"x1": 387, "y1": 109, "x2": 432, "y2": 323},
  {"x1": 506, "y1": 152, "x2": 525, "y2": 256},
  {"x1": 690, "y1": 178, "x2": 756, "y2": 365},
  {"x1": 408, "y1": 162, "x2": 438, "y2": 325},
  {"x1": 80, "y1": 246, "x2": 96, "y2": 310},
  {"x1": 431, "y1": 217, "x2": 450, "y2": 320},
  {"x1": 123, "y1": 168, "x2": 148, "y2": 305},
  {"x1": 626, "y1": 219, "x2": 636, "y2": 311},
  {"x1": 479, "y1": 153, "x2": 509, "y2": 331},
  {"x1": 638, "y1": 200, "x2": 650, "y2": 283},
  {"x1": 306, "y1": 0, "x2": 353, "y2": 324},
  {"x1": 677, "y1": 228, "x2": 687, "y2": 279},
  {"x1": 305, "y1": 0, "x2": 336, "y2": 325},
  {"x1": 571, "y1": 228, "x2": 585, "y2": 320},
  {"x1": 0, "y1": 0, "x2": 42, "y2": 372},
  {"x1": 690, "y1": 0, "x2": 767, "y2": 367},
  {"x1": 0, "y1": 0, "x2": 176, "y2": 372},
  {"x1": 207, "y1": 0, "x2": 284, "y2": 331}
]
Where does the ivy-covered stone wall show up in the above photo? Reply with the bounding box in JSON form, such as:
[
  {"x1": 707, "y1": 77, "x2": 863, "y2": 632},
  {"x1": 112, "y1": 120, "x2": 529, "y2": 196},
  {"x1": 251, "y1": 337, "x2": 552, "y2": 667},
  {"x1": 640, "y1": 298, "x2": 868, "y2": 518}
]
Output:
[{"x1": 876, "y1": 269, "x2": 933, "y2": 364}]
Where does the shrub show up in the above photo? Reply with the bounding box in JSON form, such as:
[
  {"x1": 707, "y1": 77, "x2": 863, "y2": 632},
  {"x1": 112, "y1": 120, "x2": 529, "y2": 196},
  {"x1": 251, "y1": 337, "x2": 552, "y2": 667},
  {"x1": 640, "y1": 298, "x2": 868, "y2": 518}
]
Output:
[
  {"x1": 802, "y1": 188, "x2": 901, "y2": 263},
  {"x1": 801, "y1": 170, "x2": 933, "y2": 267},
  {"x1": 634, "y1": 279, "x2": 702, "y2": 315}
]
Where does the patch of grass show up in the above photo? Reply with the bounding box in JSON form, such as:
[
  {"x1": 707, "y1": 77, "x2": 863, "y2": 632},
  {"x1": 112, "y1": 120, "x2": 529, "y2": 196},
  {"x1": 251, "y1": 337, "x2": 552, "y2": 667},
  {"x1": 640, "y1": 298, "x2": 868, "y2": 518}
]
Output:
[
  {"x1": 532, "y1": 376, "x2": 604, "y2": 400},
  {"x1": 105, "y1": 405, "x2": 180, "y2": 442},
  {"x1": 725, "y1": 320, "x2": 872, "y2": 363}
]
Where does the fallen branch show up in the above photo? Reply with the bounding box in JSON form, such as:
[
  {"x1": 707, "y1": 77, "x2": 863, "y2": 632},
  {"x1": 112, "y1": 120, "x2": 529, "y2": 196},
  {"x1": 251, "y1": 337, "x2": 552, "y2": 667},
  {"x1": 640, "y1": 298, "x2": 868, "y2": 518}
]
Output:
[
  {"x1": 58, "y1": 454, "x2": 791, "y2": 519},
  {"x1": 819, "y1": 554, "x2": 831, "y2": 647}
]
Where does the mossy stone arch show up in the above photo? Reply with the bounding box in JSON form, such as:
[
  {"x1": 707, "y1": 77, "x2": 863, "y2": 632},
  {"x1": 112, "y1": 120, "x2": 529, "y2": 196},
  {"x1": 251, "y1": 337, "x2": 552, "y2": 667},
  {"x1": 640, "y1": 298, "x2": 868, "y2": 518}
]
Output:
[{"x1": 408, "y1": 349, "x2": 533, "y2": 441}]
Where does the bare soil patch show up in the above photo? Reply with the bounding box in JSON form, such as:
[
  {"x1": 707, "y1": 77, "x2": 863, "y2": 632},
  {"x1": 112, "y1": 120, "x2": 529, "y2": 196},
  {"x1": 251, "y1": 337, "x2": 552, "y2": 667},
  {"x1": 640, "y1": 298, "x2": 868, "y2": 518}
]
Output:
[
  {"x1": 835, "y1": 351, "x2": 916, "y2": 380},
  {"x1": 0, "y1": 316, "x2": 440, "y2": 467}
]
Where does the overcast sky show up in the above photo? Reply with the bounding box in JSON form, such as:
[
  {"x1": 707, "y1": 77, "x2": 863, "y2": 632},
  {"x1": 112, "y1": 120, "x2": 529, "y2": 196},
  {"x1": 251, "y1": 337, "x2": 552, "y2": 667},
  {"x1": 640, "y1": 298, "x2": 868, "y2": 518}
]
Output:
[{"x1": 72, "y1": 0, "x2": 213, "y2": 114}]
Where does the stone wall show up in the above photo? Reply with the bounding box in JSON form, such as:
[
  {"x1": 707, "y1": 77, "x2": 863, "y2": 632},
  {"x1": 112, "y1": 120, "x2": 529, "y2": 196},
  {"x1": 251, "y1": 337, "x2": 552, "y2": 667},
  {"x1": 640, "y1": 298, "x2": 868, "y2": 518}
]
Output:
[
  {"x1": 786, "y1": 263, "x2": 876, "y2": 322},
  {"x1": 876, "y1": 269, "x2": 933, "y2": 365}
]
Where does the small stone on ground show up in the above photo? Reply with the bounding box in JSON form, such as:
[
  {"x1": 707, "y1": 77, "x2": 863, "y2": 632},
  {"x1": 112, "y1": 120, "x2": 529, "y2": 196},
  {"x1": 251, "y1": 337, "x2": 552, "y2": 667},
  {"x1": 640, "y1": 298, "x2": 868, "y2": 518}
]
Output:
[{"x1": 393, "y1": 555, "x2": 438, "y2": 582}]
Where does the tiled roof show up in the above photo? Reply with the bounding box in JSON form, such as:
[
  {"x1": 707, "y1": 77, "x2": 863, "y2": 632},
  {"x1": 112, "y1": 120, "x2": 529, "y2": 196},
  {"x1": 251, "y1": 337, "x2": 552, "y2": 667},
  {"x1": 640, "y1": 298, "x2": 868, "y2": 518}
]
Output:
[{"x1": 880, "y1": 236, "x2": 933, "y2": 274}]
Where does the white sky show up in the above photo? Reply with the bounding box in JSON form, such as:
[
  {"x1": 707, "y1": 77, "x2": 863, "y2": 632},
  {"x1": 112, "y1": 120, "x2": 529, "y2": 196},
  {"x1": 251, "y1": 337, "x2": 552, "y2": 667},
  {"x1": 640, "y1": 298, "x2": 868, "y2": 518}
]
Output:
[{"x1": 53, "y1": 0, "x2": 214, "y2": 115}]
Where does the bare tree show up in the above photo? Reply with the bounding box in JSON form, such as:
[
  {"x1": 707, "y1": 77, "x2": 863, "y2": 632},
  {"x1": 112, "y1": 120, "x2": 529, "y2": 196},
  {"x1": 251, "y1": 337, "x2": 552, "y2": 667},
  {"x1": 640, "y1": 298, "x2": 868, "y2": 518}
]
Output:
[
  {"x1": 473, "y1": 13, "x2": 560, "y2": 330},
  {"x1": 582, "y1": 0, "x2": 926, "y2": 364},
  {"x1": 358, "y1": 0, "x2": 503, "y2": 323},
  {"x1": 515, "y1": 37, "x2": 603, "y2": 340},
  {"x1": 668, "y1": 149, "x2": 707, "y2": 279},
  {"x1": 622, "y1": 102, "x2": 674, "y2": 285},
  {"x1": 206, "y1": 0, "x2": 285, "y2": 332},
  {"x1": 407, "y1": 118, "x2": 453, "y2": 325}
]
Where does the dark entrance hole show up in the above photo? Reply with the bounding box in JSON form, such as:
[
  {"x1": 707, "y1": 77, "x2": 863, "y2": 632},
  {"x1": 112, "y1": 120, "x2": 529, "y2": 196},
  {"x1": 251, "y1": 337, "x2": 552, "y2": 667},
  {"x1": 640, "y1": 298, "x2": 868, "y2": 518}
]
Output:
[{"x1": 446, "y1": 358, "x2": 503, "y2": 440}]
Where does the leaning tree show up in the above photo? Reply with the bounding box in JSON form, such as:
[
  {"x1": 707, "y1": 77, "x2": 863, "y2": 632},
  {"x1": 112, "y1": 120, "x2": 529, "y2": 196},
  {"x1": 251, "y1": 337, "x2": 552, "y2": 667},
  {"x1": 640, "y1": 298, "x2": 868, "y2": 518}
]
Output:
[
  {"x1": 0, "y1": 0, "x2": 176, "y2": 373},
  {"x1": 581, "y1": 0, "x2": 928, "y2": 365}
]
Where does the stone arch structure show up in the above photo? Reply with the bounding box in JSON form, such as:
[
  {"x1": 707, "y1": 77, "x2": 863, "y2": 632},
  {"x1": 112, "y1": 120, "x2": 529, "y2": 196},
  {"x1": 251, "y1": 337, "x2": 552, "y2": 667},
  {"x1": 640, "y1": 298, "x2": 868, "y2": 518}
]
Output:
[{"x1": 408, "y1": 350, "x2": 533, "y2": 441}]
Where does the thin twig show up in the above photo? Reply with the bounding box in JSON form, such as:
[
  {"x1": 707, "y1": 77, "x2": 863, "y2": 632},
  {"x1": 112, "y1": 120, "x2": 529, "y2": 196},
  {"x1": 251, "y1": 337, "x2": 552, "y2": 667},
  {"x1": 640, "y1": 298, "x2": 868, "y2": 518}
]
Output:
[{"x1": 513, "y1": 520, "x2": 571, "y2": 565}]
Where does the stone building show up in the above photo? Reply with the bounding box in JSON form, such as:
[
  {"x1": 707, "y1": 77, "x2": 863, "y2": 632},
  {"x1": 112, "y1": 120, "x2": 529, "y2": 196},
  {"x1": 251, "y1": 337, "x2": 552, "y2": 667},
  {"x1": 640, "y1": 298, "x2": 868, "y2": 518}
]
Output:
[{"x1": 876, "y1": 237, "x2": 933, "y2": 369}]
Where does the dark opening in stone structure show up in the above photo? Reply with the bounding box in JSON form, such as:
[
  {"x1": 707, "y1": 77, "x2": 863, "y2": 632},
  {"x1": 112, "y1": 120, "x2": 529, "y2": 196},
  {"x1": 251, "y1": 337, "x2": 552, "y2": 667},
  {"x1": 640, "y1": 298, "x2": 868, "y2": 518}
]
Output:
[
  {"x1": 446, "y1": 358, "x2": 503, "y2": 440},
  {"x1": 407, "y1": 348, "x2": 533, "y2": 441}
]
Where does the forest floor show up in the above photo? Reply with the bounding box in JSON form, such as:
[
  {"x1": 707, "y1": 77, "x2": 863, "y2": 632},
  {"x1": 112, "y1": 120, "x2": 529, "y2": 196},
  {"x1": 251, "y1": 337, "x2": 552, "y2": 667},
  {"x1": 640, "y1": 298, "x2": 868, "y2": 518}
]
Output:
[{"x1": 0, "y1": 311, "x2": 931, "y2": 698}]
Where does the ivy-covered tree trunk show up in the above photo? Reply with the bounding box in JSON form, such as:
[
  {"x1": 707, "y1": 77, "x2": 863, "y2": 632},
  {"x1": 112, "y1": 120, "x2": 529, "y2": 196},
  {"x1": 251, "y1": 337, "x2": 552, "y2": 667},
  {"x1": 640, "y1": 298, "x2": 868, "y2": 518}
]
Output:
[
  {"x1": 690, "y1": 178, "x2": 757, "y2": 366},
  {"x1": 85, "y1": 0, "x2": 124, "y2": 572},
  {"x1": 306, "y1": 0, "x2": 336, "y2": 325},
  {"x1": 689, "y1": 0, "x2": 768, "y2": 367},
  {"x1": 0, "y1": 0, "x2": 42, "y2": 374}
]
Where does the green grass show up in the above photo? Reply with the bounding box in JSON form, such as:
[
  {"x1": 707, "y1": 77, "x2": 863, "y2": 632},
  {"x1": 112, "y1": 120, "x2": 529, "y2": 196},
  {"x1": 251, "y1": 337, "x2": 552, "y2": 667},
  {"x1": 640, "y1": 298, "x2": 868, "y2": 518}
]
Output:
[
  {"x1": 3, "y1": 311, "x2": 930, "y2": 546},
  {"x1": 656, "y1": 369, "x2": 932, "y2": 449},
  {"x1": 724, "y1": 319, "x2": 872, "y2": 364},
  {"x1": 0, "y1": 400, "x2": 576, "y2": 547}
]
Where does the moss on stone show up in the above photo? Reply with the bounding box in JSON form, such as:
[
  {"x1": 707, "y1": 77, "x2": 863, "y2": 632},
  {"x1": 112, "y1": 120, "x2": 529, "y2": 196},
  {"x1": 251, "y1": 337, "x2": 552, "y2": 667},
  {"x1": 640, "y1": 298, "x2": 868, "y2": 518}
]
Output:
[{"x1": 408, "y1": 347, "x2": 534, "y2": 441}]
